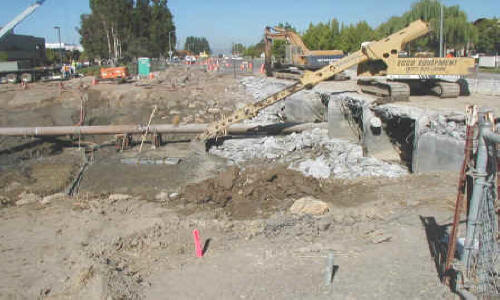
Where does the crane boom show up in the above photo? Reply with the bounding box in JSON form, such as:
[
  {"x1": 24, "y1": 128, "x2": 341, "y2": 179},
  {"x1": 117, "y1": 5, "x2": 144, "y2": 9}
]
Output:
[
  {"x1": 199, "y1": 20, "x2": 429, "y2": 140},
  {"x1": 0, "y1": 0, "x2": 46, "y2": 40}
]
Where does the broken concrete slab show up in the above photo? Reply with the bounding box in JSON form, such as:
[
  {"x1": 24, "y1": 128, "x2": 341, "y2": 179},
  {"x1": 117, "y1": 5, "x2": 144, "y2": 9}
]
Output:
[
  {"x1": 284, "y1": 91, "x2": 327, "y2": 123},
  {"x1": 210, "y1": 128, "x2": 408, "y2": 179},
  {"x1": 327, "y1": 92, "x2": 400, "y2": 161}
]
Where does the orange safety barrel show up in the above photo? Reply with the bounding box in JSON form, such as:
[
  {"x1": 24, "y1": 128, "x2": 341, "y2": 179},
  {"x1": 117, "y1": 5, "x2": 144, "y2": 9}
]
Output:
[{"x1": 100, "y1": 67, "x2": 129, "y2": 79}]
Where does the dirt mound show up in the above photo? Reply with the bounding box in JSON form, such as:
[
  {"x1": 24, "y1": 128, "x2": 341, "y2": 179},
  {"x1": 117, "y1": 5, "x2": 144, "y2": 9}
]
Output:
[{"x1": 177, "y1": 165, "x2": 337, "y2": 219}]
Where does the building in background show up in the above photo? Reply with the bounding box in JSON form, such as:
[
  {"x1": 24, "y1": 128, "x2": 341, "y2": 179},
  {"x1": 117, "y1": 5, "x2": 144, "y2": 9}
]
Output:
[{"x1": 45, "y1": 42, "x2": 84, "y2": 52}]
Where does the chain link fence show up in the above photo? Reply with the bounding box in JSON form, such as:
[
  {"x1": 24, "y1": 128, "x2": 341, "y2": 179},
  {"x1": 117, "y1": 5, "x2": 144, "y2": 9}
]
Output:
[{"x1": 463, "y1": 109, "x2": 500, "y2": 296}]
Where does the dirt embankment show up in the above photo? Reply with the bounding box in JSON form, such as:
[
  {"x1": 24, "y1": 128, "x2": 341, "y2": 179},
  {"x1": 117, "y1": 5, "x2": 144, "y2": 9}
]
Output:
[
  {"x1": 177, "y1": 164, "x2": 458, "y2": 220},
  {"x1": 178, "y1": 165, "x2": 337, "y2": 219}
]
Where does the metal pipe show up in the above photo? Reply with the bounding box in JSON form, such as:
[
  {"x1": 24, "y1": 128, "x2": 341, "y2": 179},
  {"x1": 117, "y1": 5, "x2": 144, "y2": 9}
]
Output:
[
  {"x1": 464, "y1": 114, "x2": 489, "y2": 271},
  {"x1": 0, "y1": 122, "x2": 326, "y2": 137},
  {"x1": 463, "y1": 111, "x2": 500, "y2": 271}
]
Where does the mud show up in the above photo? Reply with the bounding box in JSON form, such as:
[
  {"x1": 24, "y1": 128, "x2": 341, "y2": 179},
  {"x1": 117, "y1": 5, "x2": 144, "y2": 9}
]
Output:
[
  {"x1": 0, "y1": 66, "x2": 250, "y2": 200},
  {"x1": 177, "y1": 165, "x2": 339, "y2": 219}
]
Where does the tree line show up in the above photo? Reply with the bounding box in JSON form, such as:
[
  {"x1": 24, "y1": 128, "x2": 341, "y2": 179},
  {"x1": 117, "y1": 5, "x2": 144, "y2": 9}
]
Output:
[
  {"x1": 184, "y1": 37, "x2": 211, "y2": 55},
  {"x1": 242, "y1": 0, "x2": 497, "y2": 59},
  {"x1": 79, "y1": 0, "x2": 176, "y2": 62}
]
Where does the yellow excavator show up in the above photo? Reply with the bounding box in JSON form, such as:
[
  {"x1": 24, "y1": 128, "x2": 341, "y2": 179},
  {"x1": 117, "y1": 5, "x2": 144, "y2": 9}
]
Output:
[
  {"x1": 264, "y1": 26, "x2": 344, "y2": 78},
  {"x1": 200, "y1": 20, "x2": 475, "y2": 140}
]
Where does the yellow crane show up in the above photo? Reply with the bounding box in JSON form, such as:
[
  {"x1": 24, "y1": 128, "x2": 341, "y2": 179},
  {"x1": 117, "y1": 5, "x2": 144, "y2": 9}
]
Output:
[{"x1": 200, "y1": 20, "x2": 474, "y2": 140}]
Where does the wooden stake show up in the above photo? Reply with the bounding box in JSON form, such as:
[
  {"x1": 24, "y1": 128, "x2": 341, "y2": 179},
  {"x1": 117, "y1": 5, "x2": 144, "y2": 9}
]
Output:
[{"x1": 139, "y1": 105, "x2": 157, "y2": 153}]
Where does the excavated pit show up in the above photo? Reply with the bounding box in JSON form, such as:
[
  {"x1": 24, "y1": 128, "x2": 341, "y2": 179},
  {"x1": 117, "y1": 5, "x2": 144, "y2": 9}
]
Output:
[{"x1": 2, "y1": 67, "x2": 495, "y2": 299}]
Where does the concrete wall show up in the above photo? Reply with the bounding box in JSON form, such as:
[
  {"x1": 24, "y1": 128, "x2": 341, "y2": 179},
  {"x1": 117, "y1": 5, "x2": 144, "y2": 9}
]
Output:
[
  {"x1": 327, "y1": 92, "x2": 466, "y2": 173},
  {"x1": 466, "y1": 78, "x2": 500, "y2": 96},
  {"x1": 412, "y1": 132, "x2": 464, "y2": 173},
  {"x1": 327, "y1": 95, "x2": 359, "y2": 142}
]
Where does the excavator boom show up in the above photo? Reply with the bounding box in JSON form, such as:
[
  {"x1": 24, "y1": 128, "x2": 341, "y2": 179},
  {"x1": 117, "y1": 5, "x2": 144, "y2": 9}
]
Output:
[
  {"x1": 199, "y1": 20, "x2": 429, "y2": 140},
  {"x1": 264, "y1": 26, "x2": 345, "y2": 75}
]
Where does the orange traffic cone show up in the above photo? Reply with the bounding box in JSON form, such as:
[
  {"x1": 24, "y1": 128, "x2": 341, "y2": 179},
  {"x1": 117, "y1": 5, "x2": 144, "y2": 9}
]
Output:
[
  {"x1": 260, "y1": 64, "x2": 265, "y2": 74},
  {"x1": 92, "y1": 77, "x2": 98, "y2": 85}
]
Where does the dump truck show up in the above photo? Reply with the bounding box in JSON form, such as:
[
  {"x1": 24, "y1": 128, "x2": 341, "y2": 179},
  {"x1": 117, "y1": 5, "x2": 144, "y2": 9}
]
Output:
[
  {"x1": 0, "y1": 0, "x2": 62, "y2": 83},
  {"x1": 264, "y1": 26, "x2": 345, "y2": 78},
  {"x1": 200, "y1": 19, "x2": 474, "y2": 140}
]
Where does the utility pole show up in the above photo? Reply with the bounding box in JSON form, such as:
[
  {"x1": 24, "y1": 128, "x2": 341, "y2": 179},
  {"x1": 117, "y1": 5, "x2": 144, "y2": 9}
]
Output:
[
  {"x1": 168, "y1": 30, "x2": 175, "y2": 61},
  {"x1": 439, "y1": 3, "x2": 444, "y2": 57},
  {"x1": 54, "y1": 26, "x2": 63, "y2": 66}
]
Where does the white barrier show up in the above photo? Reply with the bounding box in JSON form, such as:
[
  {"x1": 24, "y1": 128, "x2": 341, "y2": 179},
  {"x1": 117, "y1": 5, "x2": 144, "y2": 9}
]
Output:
[{"x1": 478, "y1": 56, "x2": 500, "y2": 68}]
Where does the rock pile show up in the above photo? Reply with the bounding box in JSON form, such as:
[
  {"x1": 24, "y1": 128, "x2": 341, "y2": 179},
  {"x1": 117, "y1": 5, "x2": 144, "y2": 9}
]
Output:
[{"x1": 210, "y1": 128, "x2": 407, "y2": 179}]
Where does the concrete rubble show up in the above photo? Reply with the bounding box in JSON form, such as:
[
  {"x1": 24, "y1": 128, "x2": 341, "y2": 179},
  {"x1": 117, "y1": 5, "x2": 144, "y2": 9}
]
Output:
[
  {"x1": 239, "y1": 77, "x2": 327, "y2": 124},
  {"x1": 210, "y1": 128, "x2": 407, "y2": 179},
  {"x1": 210, "y1": 77, "x2": 407, "y2": 179},
  {"x1": 209, "y1": 77, "x2": 408, "y2": 179},
  {"x1": 374, "y1": 103, "x2": 467, "y2": 140}
]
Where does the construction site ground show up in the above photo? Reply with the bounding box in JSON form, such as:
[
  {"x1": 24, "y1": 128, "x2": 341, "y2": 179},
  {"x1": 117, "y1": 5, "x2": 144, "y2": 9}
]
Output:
[{"x1": 0, "y1": 66, "x2": 496, "y2": 299}]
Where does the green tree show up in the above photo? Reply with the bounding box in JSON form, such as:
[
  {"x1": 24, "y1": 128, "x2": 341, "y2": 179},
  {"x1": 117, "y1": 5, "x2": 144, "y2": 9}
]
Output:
[
  {"x1": 375, "y1": 0, "x2": 478, "y2": 54},
  {"x1": 149, "y1": 0, "x2": 176, "y2": 57},
  {"x1": 79, "y1": 0, "x2": 176, "y2": 61},
  {"x1": 79, "y1": 13, "x2": 108, "y2": 60},
  {"x1": 337, "y1": 21, "x2": 377, "y2": 53},
  {"x1": 184, "y1": 37, "x2": 211, "y2": 55},
  {"x1": 302, "y1": 18, "x2": 341, "y2": 50},
  {"x1": 243, "y1": 39, "x2": 265, "y2": 58},
  {"x1": 474, "y1": 18, "x2": 499, "y2": 54},
  {"x1": 232, "y1": 43, "x2": 245, "y2": 55}
]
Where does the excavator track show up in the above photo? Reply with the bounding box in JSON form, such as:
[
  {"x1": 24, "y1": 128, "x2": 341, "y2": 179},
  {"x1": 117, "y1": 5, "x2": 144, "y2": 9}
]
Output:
[
  {"x1": 431, "y1": 81, "x2": 460, "y2": 98},
  {"x1": 357, "y1": 79, "x2": 410, "y2": 102}
]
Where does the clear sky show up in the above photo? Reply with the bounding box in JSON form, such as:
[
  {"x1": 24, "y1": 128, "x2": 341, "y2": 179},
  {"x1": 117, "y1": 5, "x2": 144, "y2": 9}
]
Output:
[{"x1": 1, "y1": 0, "x2": 498, "y2": 53}]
